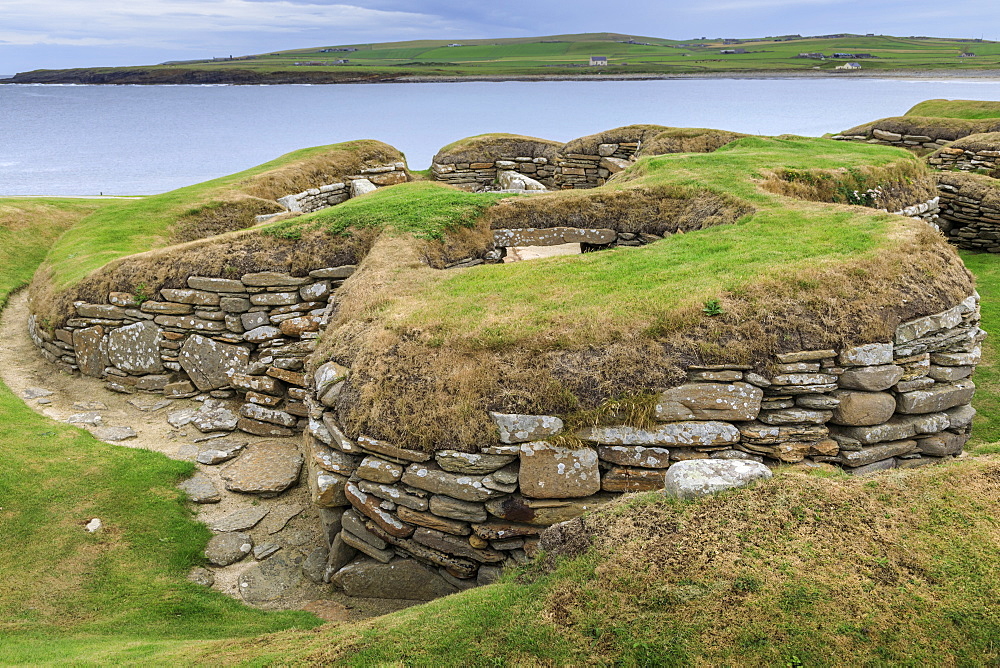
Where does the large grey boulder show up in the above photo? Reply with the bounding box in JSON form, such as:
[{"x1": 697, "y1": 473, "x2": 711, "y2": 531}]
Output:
[
  {"x1": 663, "y1": 460, "x2": 772, "y2": 500},
  {"x1": 105, "y1": 321, "x2": 162, "y2": 374},
  {"x1": 179, "y1": 334, "x2": 250, "y2": 391}
]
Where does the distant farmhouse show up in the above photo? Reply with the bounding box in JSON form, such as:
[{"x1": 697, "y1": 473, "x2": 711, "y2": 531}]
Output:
[
  {"x1": 590, "y1": 56, "x2": 608, "y2": 66},
  {"x1": 720, "y1": 48, "x2": 747, "y2": 54},
  {"x1": 836, "y1": 62, "x2": 862, "y2": 70},
  {"x1": 319, "y1": 48, "x2": 357, "y2": 53},
  {"x1": 960, "y1": 52, "x2": 977, "y2": 57}
]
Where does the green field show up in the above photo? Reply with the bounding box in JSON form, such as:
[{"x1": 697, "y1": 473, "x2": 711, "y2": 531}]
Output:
[{"x1": 11, "y1": 32, "x2": 1000, "y2": 82}]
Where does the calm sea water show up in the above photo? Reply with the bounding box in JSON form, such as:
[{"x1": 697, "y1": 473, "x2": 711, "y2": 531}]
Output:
[{"x1": 4, "y1": 78, "x2": 1000, "y2": 197}]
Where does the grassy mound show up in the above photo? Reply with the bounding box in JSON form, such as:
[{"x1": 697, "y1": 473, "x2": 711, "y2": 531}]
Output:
[
  {"x1": 146, "y1": 455, "x2": 1000, "y2": 666},
  {"x1": 638, "y1": 127, "x2": 749, "y2": 156},
  {"x1": 432, "y1": 133, "x2": 561, "y2": 165},
  {"x1": 40, "y1": 140, "x2": 405, "y2": 292},
  {"x1": 561, "y1": 124, "x2": 671, "y2": 155},
  {"x1": 314, "y1": 137, "x2": 969, "y2": 451},
  {"x1": 906, "y1": 99, "x2": 1000, "y2": 120}
]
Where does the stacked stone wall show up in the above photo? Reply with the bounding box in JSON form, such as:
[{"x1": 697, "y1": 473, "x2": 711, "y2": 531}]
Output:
[
  {"x1": 928, "y1": 147, "x2": 1000, "y2": 173},
  {"x1": 305, "y1": 295, "x2": 983, "y2": 591},
  {"x1": 936, "y1": 180, "x2": 1000, "y2": 251},
  {"x1": 432, "y1": 158, "x2": 556, "y2": 191},
  {"x1": 553, "y1": 141, "x2": 637, "y2": 189},
  {"x1": 29, "y1": 266, "x2": 354, "y2": 438},
  {"x1": 832, "y1": 129, "x2": 952, "y2": 151},
  {"x1": 276, "y1": 163, "x2": 408, "y2": 213}
]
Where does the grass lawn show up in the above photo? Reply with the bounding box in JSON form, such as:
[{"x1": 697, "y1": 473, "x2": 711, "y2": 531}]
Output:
[{"x1": 0, "y1": 199, "x2": 322, "y2": 664}]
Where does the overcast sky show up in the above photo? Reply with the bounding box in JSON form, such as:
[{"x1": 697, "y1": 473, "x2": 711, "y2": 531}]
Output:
[{"x1": 2, "y1": 0, "x2": 999, "y2": 74}]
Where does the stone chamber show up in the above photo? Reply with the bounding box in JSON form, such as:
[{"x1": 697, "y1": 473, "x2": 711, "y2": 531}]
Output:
[{"x1": 22, "y1": 121, "x2": 990, "y2": 603}]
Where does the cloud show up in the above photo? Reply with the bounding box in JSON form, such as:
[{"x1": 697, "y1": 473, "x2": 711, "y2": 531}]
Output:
[{"x1": 1, "y1": 0, "x2": 467, "y2": 48}]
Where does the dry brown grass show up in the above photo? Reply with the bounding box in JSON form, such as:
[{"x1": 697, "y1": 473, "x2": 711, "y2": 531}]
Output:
[
  {"x1": 169, "y1": 196, "x2": 284, "y2": 243},
  {"x1": 432, "y1": 134, "x2": 561, "y2": 165},
  {"x1": 760, "y1": 160, "x2": 938, "y2": 211},
  {"x1": 238, "y1": 140, "x2": 406, "y2": 200},
  {"x1": 638, "y1": 128, "x2": 748, "y2": 157},
  {"x1": 538, "y1": 457, "x2": 1000, "y2": 664},
  {"x1": 561, "y1": 124, "x2": 672, "y2": 155},
  {"x1": 478, "y1": 184, "x2": 753, "y2": 235}
]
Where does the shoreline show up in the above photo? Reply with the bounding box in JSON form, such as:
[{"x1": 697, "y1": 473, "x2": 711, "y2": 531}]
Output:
[{"x1": 6, "y1": 68, "x2": 1000, "y2": 86}]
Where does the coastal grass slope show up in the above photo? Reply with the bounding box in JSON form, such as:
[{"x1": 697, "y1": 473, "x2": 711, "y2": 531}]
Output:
[{"x1": 9, "y1": 33, "x2": 1000, "y2": 84}]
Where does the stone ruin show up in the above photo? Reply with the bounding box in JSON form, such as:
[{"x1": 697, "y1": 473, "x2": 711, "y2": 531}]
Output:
[{"x1": 23, "y1": 129, "x2": 986, "y2": 602}]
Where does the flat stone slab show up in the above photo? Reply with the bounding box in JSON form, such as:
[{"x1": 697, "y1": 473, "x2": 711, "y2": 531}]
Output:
[
  {"x1": 578, "y1": 421, "x2": 740, "y2": 447},
  {"x1": 663, "y1": 460, "x2": 773, "y2": 500},
  {"x1": 23, "y1": 387, "x2": 53, "y2": 400},
  {"x1": 191, "y1": 402, "x2": 239, "y2": 433},
  {"x1": 238, "y1": 553, "x2": 305, "y2": 603},
  {"x1": 178, "y1": 473, "x2": 221, "y2": 503},
  {"x1": 210, "y1": 506, "x2": 270, "y2": 532},
  {"x1": 179, "y1": 334, "x2": 250, "y2": 391},
  {"x1": 67, "y1": 412, "x2": 103, "y2": 426},
  {"x1": 489, "y1": 412, "x2": 564, "y2": 444},
  {"x1": 93, "y1": 426, "x2": 138, "y2": 442},
  {"x1": 655, "y1": 382, "x2": 763, "y2": 422},
  {"x1": 518, "y1": 442, "x2": 601, "y2": 499},
  {"x1": 205, "y1": 532, "x2": 253, "y2": 566},
  {"x1": 196, "y1": 439, "x2": 247, "y2": 465},
  {"x1": 106, "y1": 321, "x2": 163, "y2": 375},
  {"x1": 332, "y1": 557, "x2": 458, "y2": 600},
  {"x1": 220, "y1": 440, "x2": 303, "y2": 494}
]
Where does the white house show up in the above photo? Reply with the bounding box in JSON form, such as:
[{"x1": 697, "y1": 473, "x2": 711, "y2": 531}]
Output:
[
  {"x1": 836, "y1": 62, "x2": 862, "y2": 70},
  {"x1": 590, "y1": 56, "x2": 608, "y2": 66}
]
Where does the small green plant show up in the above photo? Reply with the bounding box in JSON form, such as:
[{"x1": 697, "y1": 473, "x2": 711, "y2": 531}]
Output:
[
  {"x1": 133, "y1": 283, "x2": 151, "y2": 305},
  {"x1": 702, "y1": 298, "x2": 724, "y2": 316}
]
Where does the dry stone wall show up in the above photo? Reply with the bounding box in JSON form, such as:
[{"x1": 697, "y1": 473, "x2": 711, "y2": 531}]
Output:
[
  {"x1": 276, "y1": 163, "x2": 408, "y2": 213},
  {"x1": 432, "y1": 157, "x2": 556, "y2": 191},
  {"x1": 29, "y1": 266, "x2": 354, "y2": 438},
  {"x1": 928, "y1": 146, "x2": 1000, "y2": 173},
  {"x1": 832, "y1": 129, "x2": 953, "y2": 151},
  {"x1": 937, "y1": 178, "x2": 1000, "y2": 251},
  {"x1": 305, "y1": 294, "x2": 983, "y2": 590}
]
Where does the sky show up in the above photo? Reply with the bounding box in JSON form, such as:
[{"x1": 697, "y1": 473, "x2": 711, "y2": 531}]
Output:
[{"x1": 2, "y1": 0, "x2": 999, "y2": 74}]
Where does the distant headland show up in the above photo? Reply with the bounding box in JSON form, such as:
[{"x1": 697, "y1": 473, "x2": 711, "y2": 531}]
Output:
[{"x1": 6, "y1": 32, "x2": 1000, "y2": 85}]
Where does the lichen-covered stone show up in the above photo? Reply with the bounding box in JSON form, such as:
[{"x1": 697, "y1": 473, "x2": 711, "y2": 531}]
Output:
[
  {"x1": 241, "y1": 271, "x2": 309, "y2": 287},
  {"x1": 896, "y1": 379, "x2": 975, "y2": 414},
  {"x1": 429, "y1": 495, "x2": 487, "y2": 522},
  {"x1": 160, "y1": 288, "x2": 220, "y2": 306},
  {"x1": 838, "y1": 439, "x2": 916, "y2": 467},
  {"x1": 578, "y1": 422, "x2": 740, "y2": 447},
  {"x1": 830, "y1": 412, "x2": 950, "y2": 445},
  {"x1": 397, "y1": 506, "x2": 471, "y2": 535},
  {"x1": 357, "y1": 436, "x2": 431, "y2": 462},
  {"x1": 401, "y1": 465, "x2": 502, "y2": 502},
  {"x1": 895, "y1": 305, "x2": 964, "y2": 344},
  {"x1": 231, "y1": 373, "x2": 285, "y2": 396},
  {"x1": 435, "y1": 450, "x2": 516, "y2": 474},
  {"x1": 945, "y1": 404, "x2": 976, "y2": 431},
  {"x1": 106, "y1": 321, "x2": 162, "y2": 374},
  {"x1": 178, "y1": 334, "x2": 249, "y2": 390},
  {"x1": 838, "y1": 342, "x2": 893, "y2": 366},
  {"x1": 73, "y1": 325, "x2": 107, "y2": 377},
  {"x1": 758, "y1": 408, "x2": 832, "y2": 425},
  {"x1": 220, "y1": 440, "x2": 303, "y2": 494},
  {"x1": 344, "y1": 482, "x2": 414, "y2": 538},
  {"x1": 205, "y1": 532, "x2": 253, "y2": 566},
  {"x1": 357, "y1": 480, "x2": 429, "y2": 511},
  {"x1": 517, "y1": 442, "x2": 601, "y2": 499},
  {"x1": 357, "y1": 456, "x2": 404, "y2": 483},
  {"x1": 662, "y1": 460, "x2": 772, "y2": 500},
  {"x1": 654, "y1": 382, "x2": 762, "y2": 422},
  {"x1": 916, "y1": 431, "x2": 968, "y2": 456},
  {"x1": 489, "y1": 412, "x2": 564, "y2": 443},
  {"x1": 187, "y1": 276, "x2": 247, "y2": 292},
  {"x1": 596, "y1": 445, "x2": 671, "y2": 468}
]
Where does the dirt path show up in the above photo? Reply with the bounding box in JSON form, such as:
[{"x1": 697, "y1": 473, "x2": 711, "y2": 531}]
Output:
[{"x1": 0, "y1": 291, "x2": 414, "y2": 622}]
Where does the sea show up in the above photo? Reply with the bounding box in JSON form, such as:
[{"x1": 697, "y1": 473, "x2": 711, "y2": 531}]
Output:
[{"x1": 4, "y1": 78, "x2": 1000, "y2": 197}]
